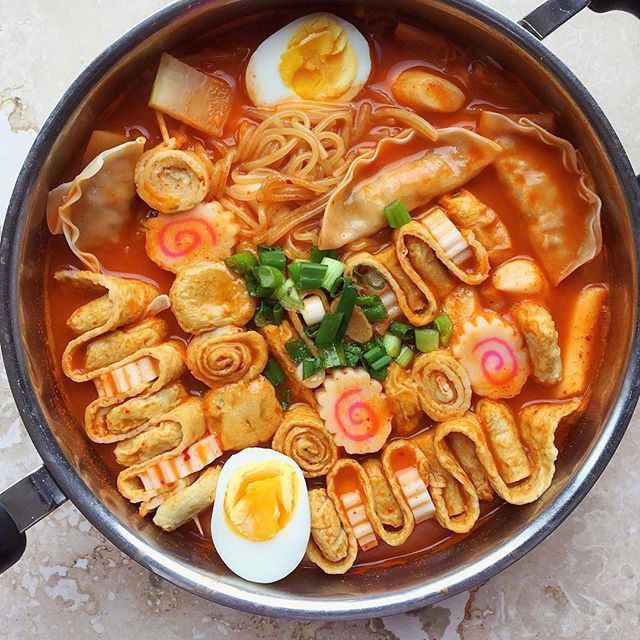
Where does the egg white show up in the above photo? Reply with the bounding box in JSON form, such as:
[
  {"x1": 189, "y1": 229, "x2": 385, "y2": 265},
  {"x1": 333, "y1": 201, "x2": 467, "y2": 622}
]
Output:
[
  {"x1": 211, "y1": 448, "x2": 310, "y2": 584},
  {"x1": 246, "y1": 13, "x2": 372, "y2": 107}
]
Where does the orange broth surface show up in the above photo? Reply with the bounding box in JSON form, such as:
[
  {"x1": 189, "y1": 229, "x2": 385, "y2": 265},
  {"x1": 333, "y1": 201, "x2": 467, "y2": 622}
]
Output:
[{"x1": 44, "y1": 8, "x2": 610, "y2": 571}]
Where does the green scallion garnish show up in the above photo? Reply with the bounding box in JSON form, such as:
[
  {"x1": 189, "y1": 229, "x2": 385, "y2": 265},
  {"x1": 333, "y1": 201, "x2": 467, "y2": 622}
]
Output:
[
  {"x1": 363, "y1": 344, "x2": 387, "y2": 366},
  {"x1": 256, "y1": 264, "x2": 285, "y2": 289},
  {"x1": 319, "y1": 343, "x2": 347, "y2": 368},
  {"x1": 382, "y1": 333, "x2": 402, "y2": 358},
  {"x1": 343, "y1": 342, "x2": 363, "y2": 367},
  {"x1": 320, "y1": 257, "x2": 345, "y2": 292},
  {"x1": 253, "y1": 300, "x2": 275, "y2": 327},
  {"x1": 433, "y1": 313, "x2": 454, "y2": 347},
  {"x1": 384, "y1": 200, "x2": 412, "y2": 228},
  {"x1": 296, "y1": 262, "x2": 328, "y2": 290},
  {"x1": 395, "y1": 345, "x2": 414, "y2": 368},
  {"x1": 301, "y1": 357, "x2": 323, "y2": 379},
  {"x1": 415, "y1": 327, "x2": 440, "y2": 353},
  {"x1": 272, "y1": 302, "x2": 284, "y2": 325},
  {"x1": 356, "y1": 295, "x2": 388, "y2": 322},
  {"x1": 334, "y1": 282, "x2": 358, "y2": 341},
  {"x1": 225, "y1": 251, "x2": 258, "y2": 276},
  {"x1": 263, "y1": 358, "x2": 285, "y2": 387},
  {"x1": 275, "y1": 278, "x2": 304, "y2": 311},
  {"x1": 310, "y1": 246, "x2": 338, "y2": 263},
  {"x1": 285, "y1": 339, "x2": 312, "y2": 364},
  {"x1": 258, "y1": 245, "x2": 286, "y2": 270},
  {"x1": 389, "y1": 320, "x2": 414, "y2": 341},
  {"x1": 315, "y1": 312, "x2": 344, "y2": 346},
  {"x1": 244, "y1": 271, "x2": 274, "y2": 298}
]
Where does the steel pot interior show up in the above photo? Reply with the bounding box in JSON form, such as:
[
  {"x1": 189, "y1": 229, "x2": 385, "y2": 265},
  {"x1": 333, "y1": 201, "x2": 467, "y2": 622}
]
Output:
[{"x1": 2, "y1": 0, "x2": 639, "y2": 620}]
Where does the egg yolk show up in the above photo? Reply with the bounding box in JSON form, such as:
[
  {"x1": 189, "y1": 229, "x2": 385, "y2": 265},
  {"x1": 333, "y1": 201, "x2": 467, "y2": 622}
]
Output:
[
  {"x1": 224, "y1": 461, "x2": 297, "y2": 542},
  {"x1": 279, "y1": 15, "x2": 357, "y2": 101}
]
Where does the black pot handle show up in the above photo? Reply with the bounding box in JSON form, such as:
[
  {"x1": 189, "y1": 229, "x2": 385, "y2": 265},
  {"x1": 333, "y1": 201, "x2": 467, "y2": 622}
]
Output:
[
  {"x1": 0, "y1": 466, "x2": 67, "y2": 574},
  {"x1": 520, "y1": 0, "x2": 640, "y2": 40}
]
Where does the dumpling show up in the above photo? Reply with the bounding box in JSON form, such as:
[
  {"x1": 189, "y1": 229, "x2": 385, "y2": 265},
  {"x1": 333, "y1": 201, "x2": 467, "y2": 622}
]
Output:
[
  {"x1": 47, "y1": 137, "x2": 146, "y2": 271},
  {"x1": 319, "y1": 128, "x2": 501, "y2": 249},
  {"x1": 477, "y1": 111, "x2": 602, "y2": 285}
]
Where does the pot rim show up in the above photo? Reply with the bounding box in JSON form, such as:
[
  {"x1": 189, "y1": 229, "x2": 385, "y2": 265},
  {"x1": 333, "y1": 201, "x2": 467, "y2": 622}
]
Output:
[{"x1": 1, "y1": 0, "x2": 639, "y2": 620}]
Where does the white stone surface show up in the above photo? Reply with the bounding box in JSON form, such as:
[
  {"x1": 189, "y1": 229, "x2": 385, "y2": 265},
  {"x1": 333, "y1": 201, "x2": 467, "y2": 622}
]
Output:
[{"x1": 0, "y1": 1, "x2": 639, "y2": 638}]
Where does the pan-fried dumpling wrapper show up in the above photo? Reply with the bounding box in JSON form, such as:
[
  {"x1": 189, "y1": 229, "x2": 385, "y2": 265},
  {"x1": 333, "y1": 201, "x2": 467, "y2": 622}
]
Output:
[
  {"x1": 134, "y1": 139, "x2": 212, "y2": 213},
  {"x1": 346, "y1": 249, "x2": 436, "y2": 326},
  {"x1": 327, "y1": 458, "x2": 414, "y2": 548},
  {"x1": 439, "y1": 190, "x2": 512, "y2": 265},
  {"x1": 511, "y1": 301, "x2": 562, "y2": 384},
  {"x1": 85, "y1": 382, "x2": 188, "y2": 444},
  {"x1": 434, "y1": 398, "x2": 581, "y2": 508},
  {"x1": 186, "y1": 326, "x2": 268, "y2": 389},
  {"x1": 272, "y1": 404, "x2": 337, "y2": 478},
  {"x1": 204, "y1": 376, "x2": 283, "y2": 451},
  {"x1": 170, "y1": 261, "x2": 256, "y2": 333},
  {"x1": 47, "y1": 137, "x2": 146, "y2": 272},
  {"x1": 144, "y1": 202, "x2": 239, "y2": 273},
  {"x1": 306, "y1": 487, "x2": 358, "y2": 575},
  {"x1": 319, "y1": 127, "x2": 501, "y2": 249},
  {"x1": 84, "y1": 317, "x2": 169, "y2": 372},
  {"x1": 362, "y1": 458, "x2": 403, "y2": 528},
  {"x1": 395, "y1": 222, "x2": 455, "y2": 301},
  {"x1": 477, "y1": 111, "x2": 602, "y2": 285},
  {"x1": 412, "y1": 430, "x2": 477, "y2": 533},
  {"x1": 259, "y1": 321, "x2": 319, "y2": 407},
  {"x1": 411, "y1": 351, "x2": 472, "y2": 422},
  {"x1": 153, "y1": 466, "x2": 222, "y2": 532},
  {"x1": 411, "y1": 208, "x2": 491, "y2": 285},
  {"x1": 384, "y1": 362, "x2": 424, "y2": 436},
  {"x1": 117, "y1": 398, "x2": 208, "y2": 503},
  {"x1": 55, "y1": 270, "x2": 160, "y2": 381}
]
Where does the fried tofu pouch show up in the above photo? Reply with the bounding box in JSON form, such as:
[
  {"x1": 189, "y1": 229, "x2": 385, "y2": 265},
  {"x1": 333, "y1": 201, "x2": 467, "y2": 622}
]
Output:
[
  {"x1": 170, "y1": 261, "x2": 256, "y2": 334},
  {"x1": 153, "y1": 466, "x2": 221, "y2": 532},
  {"x1": 272, "y1": 404, "x2": 337, "y2": 478},
  {"x1": 55, "y1": 270, "x2": 160, "y2": 381},
  {"x1": 204, "y1": 376, "x2": 283, "y2": 451},
  {"x1": 117, "y1": 398, "x2": 208, "y2": 503},
  {"x1": 186, "y1": 325, "x2": 268, "y2": 389}
]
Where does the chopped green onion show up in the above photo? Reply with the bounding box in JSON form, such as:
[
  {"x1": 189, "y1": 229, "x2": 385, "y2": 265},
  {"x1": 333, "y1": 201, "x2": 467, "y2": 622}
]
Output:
[
  {"x1": 303, "y1": 323, "x2": 320, "y2": 338},
  {"x1": 434, "y1": 313, "x2": 454, "y2": 347},
  {"x1": 285, "y1": 339, "x2": 312, "y2": 364},
  {"x1": 272, "y1": 302, "x2": 284, "y2": 325},
  {"x1": 315, "y1": 312, "x2": 344, "y2": 346},
  {"x1": 415, "y1": 327, "x2": 440, "y2": 353},
  {"x1": 263, "y1": 358, "x2": 285, "y2": 387},
  {"x1": 382, "y1": 333, "x2": 402, "y2": 358},
  {"x1": 258, "y1": 245, "x2": 286, "y2": 270},
  {"x1": 296, "y1": 262, "x2": 328, "y2": 290},
  {"x1": 256, "y1": 264, "x2": 284, "y2": 289},
  {"x1": 389, "y1": 321, "x2": 414, "y2": 341},
  {"x1": 275, "y1": 278, "x2": 304, "y2": 311},
  {"x1": 253, "y1": 300, "x2": 274, "y2": 327},
  {"x1": 225, "y1": 251, "x2": 257, "y2": 276},
  {"x1": 356, "y1": 295, "x2": 388, "y2": 322},
  {"x1": 320, "y1": 257, "x2": 345, "y2": 292},
  {"x1": 301, "y1": 357, "x2": 323, "y2": 379},
  {"x1": 384, "y1": 200, "x2": 412, "y2": 228},
  {"x1": 277, "y1": 385, "x2": 291, "y2": 410},
  {"x1": 354, "y1": 265, "x2": 386, "y2": 291},
  {"x1": 334, "y1": 283, "x2": 358, "y2": 341},
  {"x1": 343, "y1": 343, "x2": 363, "y2": 367},
  {"x1": 395, "y1": 345, "x2": 414, "y2": 368},
  {"x1": 310, "y1": 246, "x2": 338, "y2": 263},
  {"x1": 245, "y1": 271, "x2": 273, "y2": 298},
  {"x1": 369, "y1": 365, "x2": 389, "y2": 381},
  {"x1": 287, "y1": 261, "x2": 303, "y2": 283},
  {"x1": 370, "y1": 354, "x2": 392, "y2": 371},
  {"x1": 319, "y1": 343, "x2": 347, "y2": 369},
  {"x1": 363, "y1": 344, "x2": 387, "y2": 366}
]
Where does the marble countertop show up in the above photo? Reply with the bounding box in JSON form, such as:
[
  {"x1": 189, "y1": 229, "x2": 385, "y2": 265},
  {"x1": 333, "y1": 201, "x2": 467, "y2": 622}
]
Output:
[{"x1": 1, "y1": 1, "x2": 639, "y2": 638}]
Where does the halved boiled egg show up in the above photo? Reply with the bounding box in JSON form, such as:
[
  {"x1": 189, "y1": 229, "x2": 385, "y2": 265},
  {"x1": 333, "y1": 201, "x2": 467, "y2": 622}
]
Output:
[
  {"x1": 246, "y1": 13, "x2": 371, "y2": 106},
  {"x1": 211, "y1": 448, "x2": 310, "y2": 583}
]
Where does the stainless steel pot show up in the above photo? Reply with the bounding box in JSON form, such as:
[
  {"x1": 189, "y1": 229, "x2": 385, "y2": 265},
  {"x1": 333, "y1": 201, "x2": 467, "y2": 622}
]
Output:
[{"x1": 1, "y1": 0, "x2": 639, "y2": 620}]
